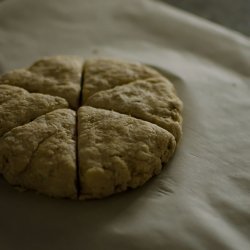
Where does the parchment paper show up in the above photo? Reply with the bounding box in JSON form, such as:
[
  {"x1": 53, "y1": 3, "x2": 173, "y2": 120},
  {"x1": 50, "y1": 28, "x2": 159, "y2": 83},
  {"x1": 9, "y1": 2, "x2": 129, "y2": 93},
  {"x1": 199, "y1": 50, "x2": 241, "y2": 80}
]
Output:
[{"x1": 0, "y1": 0, "x2": 249, "y2": 249}]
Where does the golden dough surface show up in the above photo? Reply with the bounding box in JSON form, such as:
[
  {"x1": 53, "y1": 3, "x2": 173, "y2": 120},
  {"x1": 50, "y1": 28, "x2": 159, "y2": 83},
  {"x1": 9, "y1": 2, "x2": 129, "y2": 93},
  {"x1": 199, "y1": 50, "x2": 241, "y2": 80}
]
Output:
[
  {"x1": 0, "y1": 56, "x2": 83, "y2": 109},
  {"x1": 0, "y1": 56, "x2": 183, "y2": 199},
  {"x1": 83, "y1": 58, "x2": 162, "y2": 102},
  {"x1": 0, "y1": 84, "x2": 68, "y2": 137},
  {"x1": 0, "y1": 109, "x2": 77, "y2": 198},
  {"x1": 86, "y1": 77, "x2": 183, "y2": 141},
  {"x1": 78, "y1": 106, "x2": 176, "y2": 199}
]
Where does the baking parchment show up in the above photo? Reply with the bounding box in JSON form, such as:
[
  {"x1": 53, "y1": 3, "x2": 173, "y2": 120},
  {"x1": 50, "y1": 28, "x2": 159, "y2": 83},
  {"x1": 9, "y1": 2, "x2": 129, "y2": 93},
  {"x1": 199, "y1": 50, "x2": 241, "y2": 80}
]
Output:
[{"x1": 0, "y1": 0, "x2": 249, "y2": 249}]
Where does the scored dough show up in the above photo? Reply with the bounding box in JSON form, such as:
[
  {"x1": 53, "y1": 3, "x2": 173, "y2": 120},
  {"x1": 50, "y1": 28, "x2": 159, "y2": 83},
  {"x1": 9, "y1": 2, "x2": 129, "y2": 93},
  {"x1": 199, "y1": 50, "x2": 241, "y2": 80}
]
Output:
[
  {"x1": 82, "y1": 58, "x2": 162, "y2": 102},
  {"x1": 86, "y1": 77, "x2": 183, "y2": 141},
  {"x1": 78, "y1": 106, "x2": 176, "y2": 199},
  {"x1": 0, "y1": 84, "x2": 68, "y2": 137},
  {"x1": 0, "y1": 109, "x2": 77, "y2": 198},
  {"x1": 0, "y1": 56, "x2": 83, "y2": 109},
  {"x1": 0, "y1": 56, "x2": 183, "y2": 199}
]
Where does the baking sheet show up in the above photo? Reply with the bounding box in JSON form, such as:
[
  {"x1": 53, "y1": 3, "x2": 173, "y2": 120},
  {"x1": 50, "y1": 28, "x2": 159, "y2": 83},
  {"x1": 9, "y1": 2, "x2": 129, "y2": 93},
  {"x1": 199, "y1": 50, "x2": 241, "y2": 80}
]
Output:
[{"x1": 0, "y1": 0, "x2": 250, "y2": 249}]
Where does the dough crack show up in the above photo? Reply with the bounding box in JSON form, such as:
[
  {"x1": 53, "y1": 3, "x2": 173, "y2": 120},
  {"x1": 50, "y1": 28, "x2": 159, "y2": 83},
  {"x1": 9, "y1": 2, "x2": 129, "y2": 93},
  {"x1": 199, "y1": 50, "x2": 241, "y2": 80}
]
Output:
[
  {"x1": 18, "y1": 132, "x2": 57, "y2": 176},
  {"x1": 75, "y1": 69, "x2": 85, "y2": 198}
]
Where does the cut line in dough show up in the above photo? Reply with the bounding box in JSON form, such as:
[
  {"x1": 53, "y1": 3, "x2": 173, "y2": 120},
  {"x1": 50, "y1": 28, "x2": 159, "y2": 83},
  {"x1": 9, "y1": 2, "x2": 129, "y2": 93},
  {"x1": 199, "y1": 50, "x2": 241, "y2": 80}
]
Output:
[{"x1": 0, "y1": 56, "x2": 183, "y2": 199}]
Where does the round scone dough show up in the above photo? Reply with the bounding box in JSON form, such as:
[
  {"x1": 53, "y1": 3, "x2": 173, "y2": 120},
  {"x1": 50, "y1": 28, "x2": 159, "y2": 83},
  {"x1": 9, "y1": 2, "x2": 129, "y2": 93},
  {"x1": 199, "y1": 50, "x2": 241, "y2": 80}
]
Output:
[
  {"x1": 78, "y1": 106, "x2": 176, "y2": 199},
  {"x1": 0, "y1": 109, "x2": 77, "y2": 198},
  {"x1": 85, "y1": 77, "x2": 183, "y2": 142},
  {"x1": 0, "y1": 56, "x2": 83, "y2": 109},
  {"x1": 0, "y1": 56, "x2": 183, "y2": 199},
  {"x1": 82, "y1": 58, "x2": 162, "y2": 102}
]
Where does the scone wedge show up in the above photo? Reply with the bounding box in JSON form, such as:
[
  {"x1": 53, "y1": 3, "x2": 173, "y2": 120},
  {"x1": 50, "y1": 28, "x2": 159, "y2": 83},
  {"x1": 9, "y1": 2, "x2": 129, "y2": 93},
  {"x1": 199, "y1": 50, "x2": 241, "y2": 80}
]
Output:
[
  {"x1": 85, "y1": 77, "x2": 183, "y2": 141},
  {"x1": 0, "y1": 109, "x2": 77, "y2": 198},
  {"x1": 0, "y1": 85, "x2": 68, "y2": 137},
  {"x1": 0, "y1": 56, "x2": 83, "y2": 109},
  {"x1": 82, "y1": 58, "x2": 162, "y2": 102},
  {"x1": 78, "y1": 106, "x2": 176, "y2": 199}
]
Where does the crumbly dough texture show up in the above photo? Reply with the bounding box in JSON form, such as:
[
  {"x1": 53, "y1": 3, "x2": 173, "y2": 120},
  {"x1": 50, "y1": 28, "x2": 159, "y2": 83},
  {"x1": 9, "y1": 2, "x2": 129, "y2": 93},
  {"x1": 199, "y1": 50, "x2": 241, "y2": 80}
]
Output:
[
  {"x1": 0, "y1": 56, "x2": 83, "y2": 109},
  {"x1": 86, "y1": 77, "x2": 183, "y2": 142},
  {"x1": 78, "y1": 106, "x2": 176, "y2": 199},
  {"x1": 0, "y1": 56, "x2": 183, "y2": 199},
  {"x1": 0, "y1": 84, "x2": 68, "y2": 137},
  {"x1": 83, "y1": 58, "x2": 162, "y2": 102},
  {"x1": 0, "y1": 109, "x2": 77, "y2": 198}
]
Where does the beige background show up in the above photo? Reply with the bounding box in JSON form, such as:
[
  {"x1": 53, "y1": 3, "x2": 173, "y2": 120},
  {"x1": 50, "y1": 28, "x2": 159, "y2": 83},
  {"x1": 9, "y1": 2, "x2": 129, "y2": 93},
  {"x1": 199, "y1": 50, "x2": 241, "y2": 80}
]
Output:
[{"x1": 163, "y1": 0, "x2": 250, "y2": 36}]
